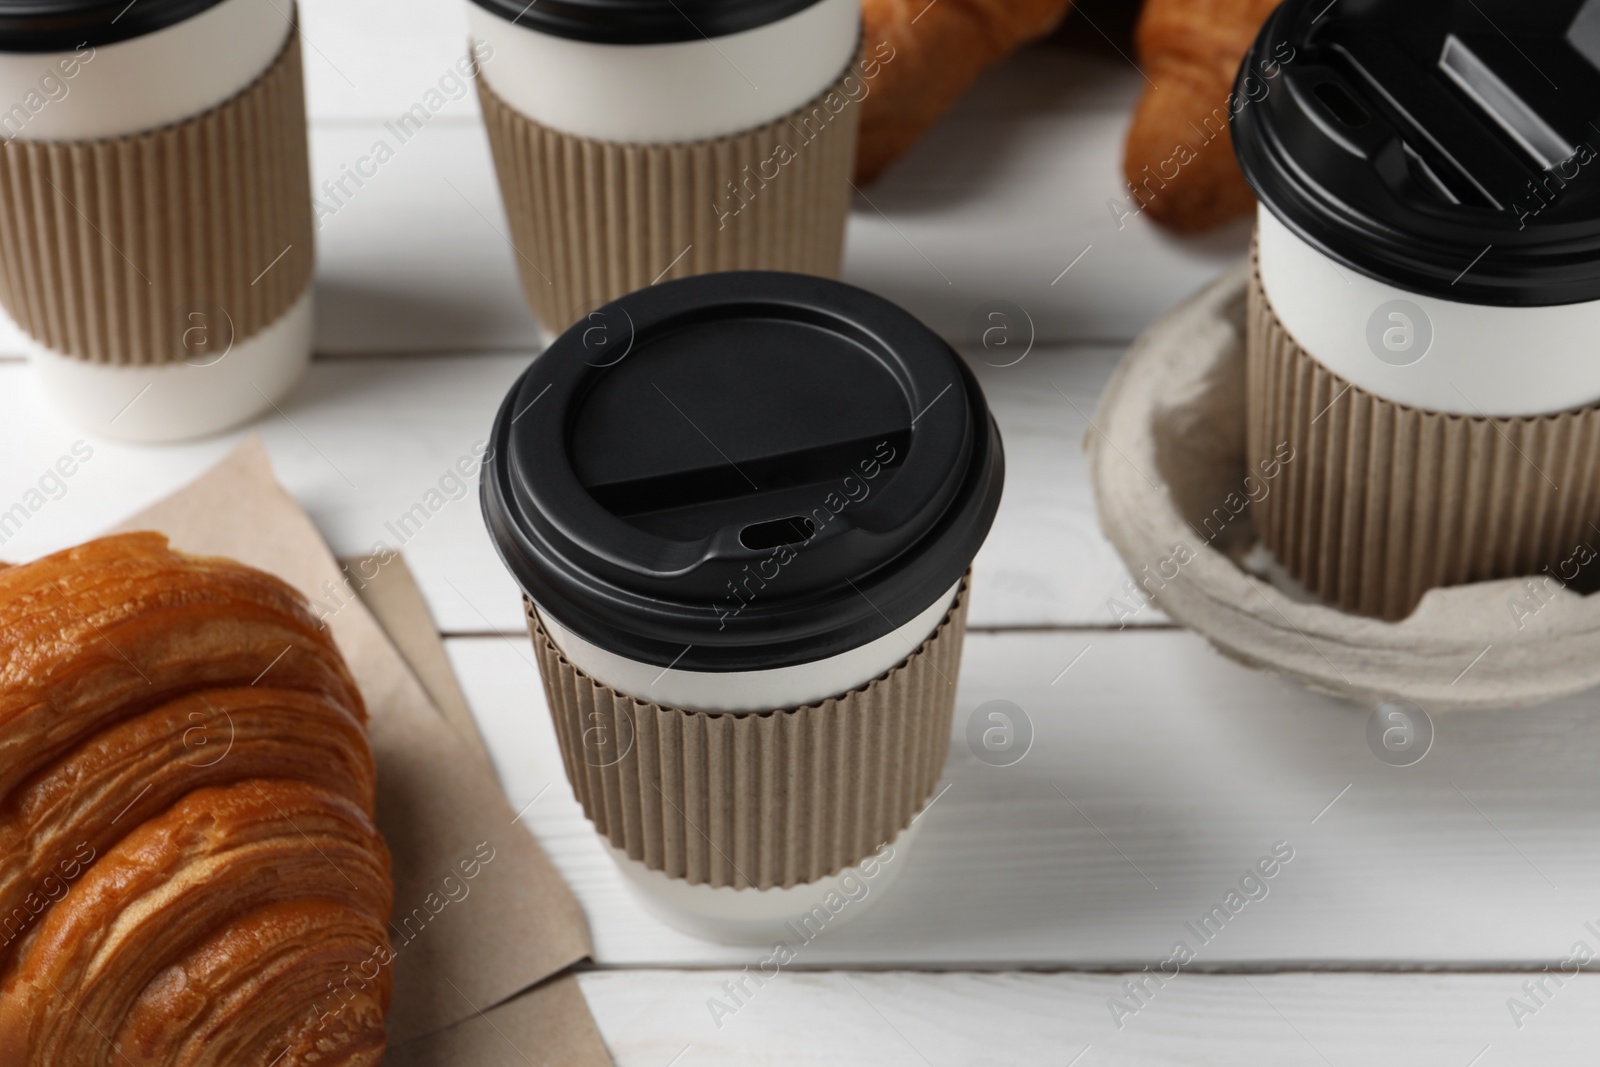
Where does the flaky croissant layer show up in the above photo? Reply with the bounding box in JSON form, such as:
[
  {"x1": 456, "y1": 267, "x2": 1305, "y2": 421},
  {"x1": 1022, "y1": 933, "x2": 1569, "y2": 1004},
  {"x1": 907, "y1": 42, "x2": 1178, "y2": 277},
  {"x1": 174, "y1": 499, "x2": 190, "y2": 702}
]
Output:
[{"x1": 0, "y1": 534, "x2": 392, "y2": 1067}]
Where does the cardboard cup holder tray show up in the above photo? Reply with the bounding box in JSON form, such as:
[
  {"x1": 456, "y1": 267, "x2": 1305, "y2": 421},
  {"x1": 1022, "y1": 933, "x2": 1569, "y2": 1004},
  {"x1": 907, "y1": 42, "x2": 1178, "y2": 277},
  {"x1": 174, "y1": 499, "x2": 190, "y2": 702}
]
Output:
[{"x1": 1089, "y1": 263, "x2": 1600, "y2": 713}]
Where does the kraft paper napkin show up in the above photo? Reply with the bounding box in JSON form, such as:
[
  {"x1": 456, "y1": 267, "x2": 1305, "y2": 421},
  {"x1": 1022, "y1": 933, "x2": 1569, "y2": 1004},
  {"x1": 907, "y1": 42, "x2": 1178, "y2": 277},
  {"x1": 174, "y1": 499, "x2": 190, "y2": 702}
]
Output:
[
  {"x1": 348, "y1": 553, "x2": 611, "y2": 1065},
  {"x1": 108, "y1": 437, "x2": 601, "y2": 1054},
  {"x1": 384, "y1": 974, "x2": 608, "y2": 1067},
  {"x1": 347, "y1": 552, "x2": 490, "y2": 768}
]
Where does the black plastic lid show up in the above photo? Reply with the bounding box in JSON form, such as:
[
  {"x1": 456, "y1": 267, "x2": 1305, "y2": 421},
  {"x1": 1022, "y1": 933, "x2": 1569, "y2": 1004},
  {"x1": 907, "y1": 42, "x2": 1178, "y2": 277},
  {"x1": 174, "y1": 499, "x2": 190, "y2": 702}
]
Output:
[
  {"x1": 464, "y1": 0, "x2": 830, "y2": 45},
  {"x1": 1234, "y1": 0, "x2": 1600, "y2": 306},
  {"x1": 0, "y1": 0, "x2": 227, "y2": 51},
  {"x1": 481, "y1": 271, "x2": 1005, "y2": 673}
]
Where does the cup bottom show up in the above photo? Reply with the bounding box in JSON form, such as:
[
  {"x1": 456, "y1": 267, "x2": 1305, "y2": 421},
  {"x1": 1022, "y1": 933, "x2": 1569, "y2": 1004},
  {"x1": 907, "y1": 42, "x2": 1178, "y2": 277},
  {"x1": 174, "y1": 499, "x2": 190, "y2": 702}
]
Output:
[
  {"x1": 604, "y1": 822, "x2": 919, "y2": 946},
  {"x1": 27, "y1": 289, "x2": 314, "y2": 443}
]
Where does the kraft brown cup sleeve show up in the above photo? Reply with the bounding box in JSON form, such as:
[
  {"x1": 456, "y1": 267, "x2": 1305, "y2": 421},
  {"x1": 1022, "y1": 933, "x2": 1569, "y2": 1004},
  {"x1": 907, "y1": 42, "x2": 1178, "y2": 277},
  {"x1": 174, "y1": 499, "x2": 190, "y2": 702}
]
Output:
[
  {"x1": 0, "y1": 25, "x2": 314, "y2": 366},
  {"x1": 530, "y1": 580, "x2": 968, "y2": 891},
  {"x1": 1246, "y1": 254, "x2": 1600, "y2": 621},
  {"x1": 476, "y1": 56, "x2": 862, "y2": 334}
]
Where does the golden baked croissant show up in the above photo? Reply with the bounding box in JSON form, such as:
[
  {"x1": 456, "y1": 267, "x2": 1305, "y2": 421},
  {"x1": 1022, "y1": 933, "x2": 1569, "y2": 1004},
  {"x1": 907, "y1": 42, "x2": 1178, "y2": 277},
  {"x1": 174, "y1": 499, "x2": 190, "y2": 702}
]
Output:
[
  {"x1": 0, "y1": 533, "x2": 392, "y2": 1067},
  {"x1": 0, "y1": 531, "x2": 362, "y2": 798},
  {"x1": 857, "y1": 0, "x2": 1076, "y2": 183},
  {"x1": 1122, "y1": 0, "x2": 1281, "y2": 231},
  {"x1": 0, "y1": 688, "x2": 374, "y2": 973}
]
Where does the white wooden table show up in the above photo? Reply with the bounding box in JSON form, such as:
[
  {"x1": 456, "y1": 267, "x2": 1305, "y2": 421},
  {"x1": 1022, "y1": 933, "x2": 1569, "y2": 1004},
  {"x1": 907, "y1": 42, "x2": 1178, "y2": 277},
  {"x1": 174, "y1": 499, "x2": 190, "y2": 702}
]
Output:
[{"x1": 1, "y1": 3, "x2": 1596, "y2": 1063}]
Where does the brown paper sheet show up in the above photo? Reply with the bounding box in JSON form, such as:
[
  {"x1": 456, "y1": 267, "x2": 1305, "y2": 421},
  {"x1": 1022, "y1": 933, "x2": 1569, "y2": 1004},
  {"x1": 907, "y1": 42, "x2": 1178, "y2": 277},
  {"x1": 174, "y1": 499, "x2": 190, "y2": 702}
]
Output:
[
  {"x1": 347, "y1": 552, "x2": 490, "y2": 768},
  {"x1": 531, "y1": 584, "x2": 968, "y2": 890},
  {"x1": 477, "y1": 58, "x2": 860, "y2": 332},
  {"x1": 348, "y1": 555, "x2": 610, "y2": 1066},
  {"x1": 0, "y1": 26, "x2": 314, "y2": 365},
  {"x1": 385, "y1": 974, "x2": 610, "y2": 1067},
  {"x1": 107, "y1": 437, "x2": 598, "y2": 1052},
  {"x1": 1247, "y1": 265, "x2": 1600, "y2": 620}
]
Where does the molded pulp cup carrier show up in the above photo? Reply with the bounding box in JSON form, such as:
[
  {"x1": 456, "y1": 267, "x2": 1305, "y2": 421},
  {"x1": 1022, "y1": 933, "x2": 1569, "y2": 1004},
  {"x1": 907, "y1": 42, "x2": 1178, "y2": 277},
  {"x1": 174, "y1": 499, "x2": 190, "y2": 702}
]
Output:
[
  {"x1": 465, "y1": 0, "x2": 868, "y2": 333},
  {"x1": 1232, "y1": 0, "x2": 1600, "y2": 619},
  {"x1": 0, "y1": 0, "x2": 316, "y2": 441},
  {"x1": 481, "y1": 270, "x2": 1004, "y2": 942}
]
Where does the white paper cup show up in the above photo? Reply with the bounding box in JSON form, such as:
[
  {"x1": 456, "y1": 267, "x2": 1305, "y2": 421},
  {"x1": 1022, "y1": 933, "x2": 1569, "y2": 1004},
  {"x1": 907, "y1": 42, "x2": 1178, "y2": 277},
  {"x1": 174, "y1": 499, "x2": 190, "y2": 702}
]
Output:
[
  {"x1": 537, "y1": 581, "x2": 956, "y2": 944},
  {"x1": 527, "y1": 576, "x2": 969, "y2": 944},
  {"x1": 484, "y1": 273, "x2": 1004, "y2": 942},
  {"x1": 465, "y1": 0, "x2": 865, "y2": 332},
  {"x1": 0, "y1": 0, "x2": 314, "y2": 442},
  {"x1": 1232, "y1": 0, "x2": 1600, "y2": 618}
]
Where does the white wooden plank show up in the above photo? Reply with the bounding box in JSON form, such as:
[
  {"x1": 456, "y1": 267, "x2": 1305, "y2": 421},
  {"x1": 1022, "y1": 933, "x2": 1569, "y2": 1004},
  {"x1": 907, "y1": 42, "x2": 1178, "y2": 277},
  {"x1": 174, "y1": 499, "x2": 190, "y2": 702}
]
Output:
[
  {"x1": 301, "y1": 48, "x2": 1247, "y2": 355},
  {"x1": 0, "y1": 344, "x2": 1157, "y2": 632},
  {"x1": 297, "y1": 0, "x2": 485, "y2": 124},
  {"x1": 0, "y1": 48, "x2": 1243, "y2": 357},
  {"x1": 969, "y1": 342, "x2": 1148, "y2": 627},
  {"x1": 309, "y1": 120, "x2": 544, "y2": 357},
  {"x1": 577, "y1": 969, "x2": 1590, "y2": 1066},
  {"x1": 841, "y1": 51, "x2": 1250, "y2": 347},
  {"x1": 0, "y1": 355, "x2": 518, "y2": 628},
  {"x1": 450, "y1": 627, "x2": 1600, "y2": 969}
]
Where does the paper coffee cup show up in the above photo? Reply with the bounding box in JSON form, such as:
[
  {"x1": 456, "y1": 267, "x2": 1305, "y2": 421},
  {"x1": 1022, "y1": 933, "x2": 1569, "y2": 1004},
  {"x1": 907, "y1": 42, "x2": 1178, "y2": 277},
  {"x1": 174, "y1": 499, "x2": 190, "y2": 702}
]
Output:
[
  {"x1": 0, "y1": 0, "x2": 315, "y2": 442},
  {"x1": 1232, "y1": 0, "x2": 1600, "y2": 619},
  {"x1": 465, "y1": 0, "x2": 864, "y2": 333},
  {"x1": 481, "y1": 271, "x2": 1004, "y2": 943}
]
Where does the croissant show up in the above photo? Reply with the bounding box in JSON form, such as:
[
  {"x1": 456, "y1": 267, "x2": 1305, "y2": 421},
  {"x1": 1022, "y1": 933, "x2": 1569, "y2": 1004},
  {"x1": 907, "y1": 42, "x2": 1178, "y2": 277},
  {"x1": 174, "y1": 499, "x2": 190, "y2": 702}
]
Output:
[
  {"x1": 1122, "y1": 0, "x2": 1281, "y2": 231},
  {"x1": 0, "y1": 534, "x2": 392, "y2": 1066},
  {"x1": 0, "y1": 688, "x2": 374, "y2": 973},
  {"x1": 0, "y1": 531, "x2": 362, "y2": 798},
  {"x1": 856, "y1": 0, "x2": 1076, "y2": 183}
]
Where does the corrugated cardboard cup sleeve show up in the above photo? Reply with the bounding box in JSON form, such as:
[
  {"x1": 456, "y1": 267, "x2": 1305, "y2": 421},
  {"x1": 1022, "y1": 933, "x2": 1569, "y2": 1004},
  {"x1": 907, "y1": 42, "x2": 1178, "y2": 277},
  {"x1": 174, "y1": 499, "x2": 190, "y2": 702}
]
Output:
[
  {"x1": 476, "y1": 59, "x2": 861, "y2": 333},
  {"x1": 529, "y1": 582, "x2": 969, "y2": 891},
  {"x1": 1246, "y1": 264, "x2": 1600, "y2": 621},
  {"x1": 0, "y1": 27, "x2": 314, "y2": 366}
]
